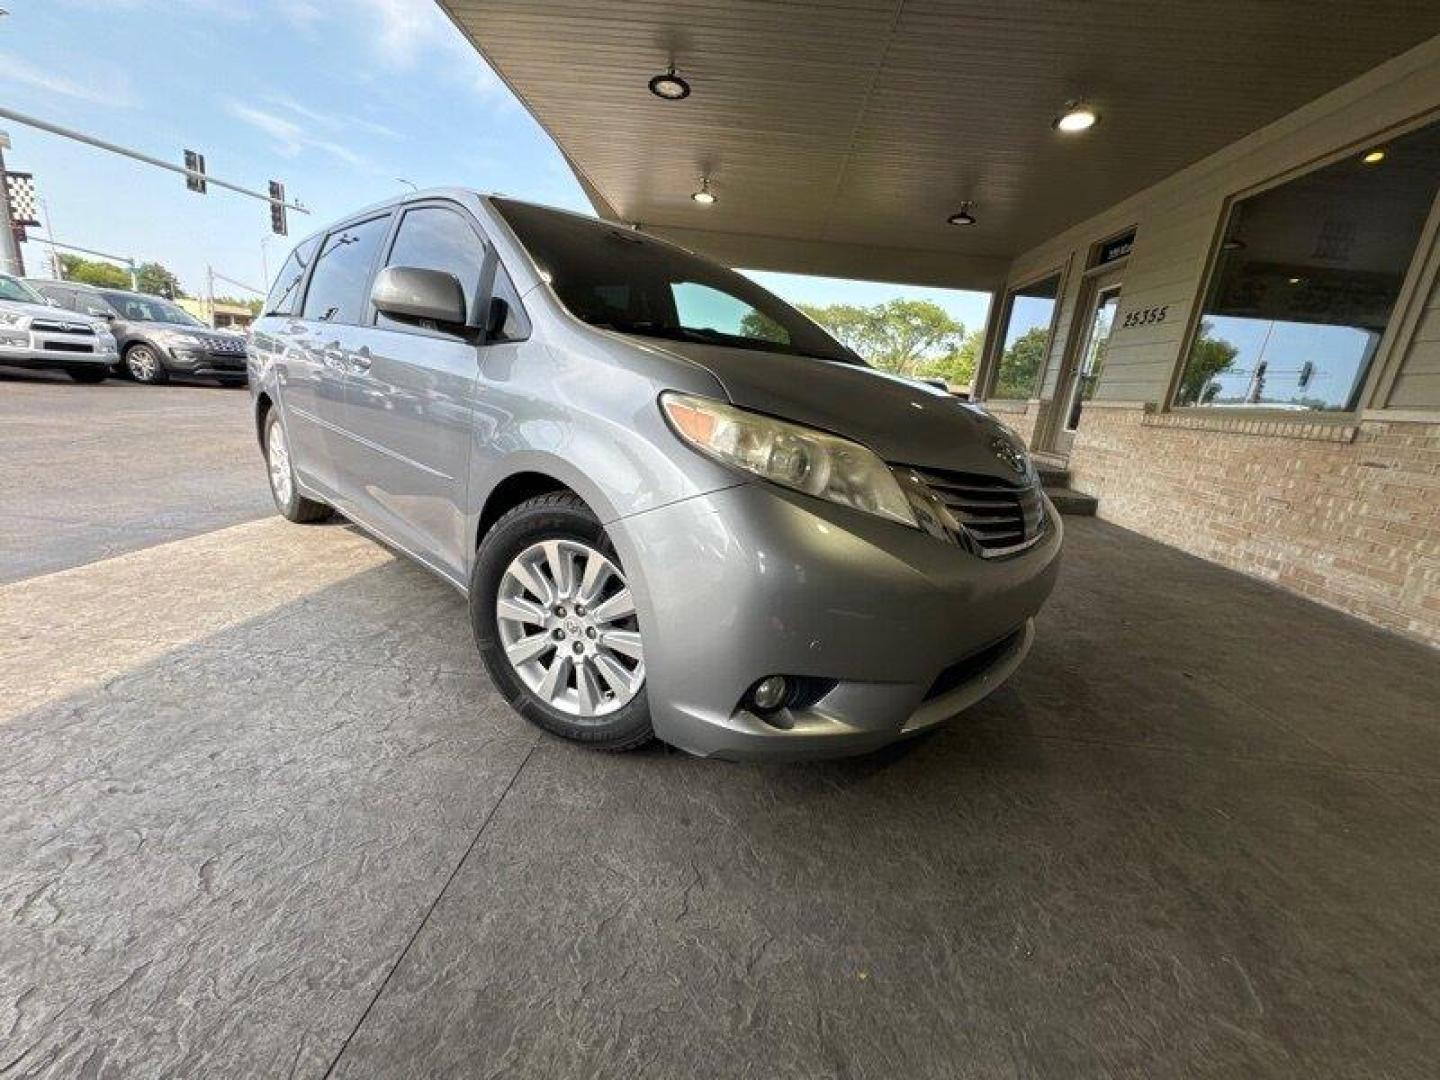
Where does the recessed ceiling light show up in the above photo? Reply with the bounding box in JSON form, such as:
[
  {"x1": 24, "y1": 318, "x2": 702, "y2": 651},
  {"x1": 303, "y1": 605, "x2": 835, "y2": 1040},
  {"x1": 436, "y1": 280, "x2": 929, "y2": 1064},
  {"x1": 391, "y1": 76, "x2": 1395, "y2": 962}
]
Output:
[
  {"x1": 648, "y1": 64, "x2": 691, "y2": 101},
  {"x1": 691, "y1": 177, "x2": 716, "y2": 205},
  {"x1": 1361, "y1": 149, "x2": 1386, "y2": 165},
  {"x1": 1054, "y1": 102, "x2": 1099, "y2": 133},
  {"x1": 1287, "y1": 276, "x2": 1303, "y2": 285},
  {"x1": 946, "y1": 201, "x2": 977, "y2": 226}
]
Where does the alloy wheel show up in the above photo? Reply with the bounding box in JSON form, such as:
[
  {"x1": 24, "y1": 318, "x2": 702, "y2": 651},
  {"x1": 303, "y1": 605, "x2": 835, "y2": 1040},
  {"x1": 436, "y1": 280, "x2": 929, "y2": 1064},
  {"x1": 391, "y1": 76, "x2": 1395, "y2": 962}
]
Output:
[
  {"x1": 266, "y1": 419, "x2": 294, "y2": 507},
  {"x1": 495, "y1": 539, "x2": 644, "y2": 720},
  {"x1": 127, "y1": 346, "x2": 160, "y2": 382}
]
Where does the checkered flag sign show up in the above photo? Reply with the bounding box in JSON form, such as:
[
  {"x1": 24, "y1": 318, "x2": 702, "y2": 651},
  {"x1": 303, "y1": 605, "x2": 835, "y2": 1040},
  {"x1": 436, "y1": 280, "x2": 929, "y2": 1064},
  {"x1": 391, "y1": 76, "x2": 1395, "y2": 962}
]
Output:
[{"x1": 5, "y1": 172, "x2": 39, "y2": 227}]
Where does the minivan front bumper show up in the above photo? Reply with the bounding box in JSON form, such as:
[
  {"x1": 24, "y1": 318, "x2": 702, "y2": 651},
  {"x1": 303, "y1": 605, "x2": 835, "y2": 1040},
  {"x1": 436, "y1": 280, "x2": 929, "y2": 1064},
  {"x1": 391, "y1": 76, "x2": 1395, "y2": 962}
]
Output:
[{"x1": 609, "y1": 481, "x2": 1062, "y2": 760}]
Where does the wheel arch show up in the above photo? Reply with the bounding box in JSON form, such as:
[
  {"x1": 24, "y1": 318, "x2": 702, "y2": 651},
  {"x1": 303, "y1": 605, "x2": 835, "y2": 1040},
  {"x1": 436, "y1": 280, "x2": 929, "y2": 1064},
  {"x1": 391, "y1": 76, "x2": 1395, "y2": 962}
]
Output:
[
  {"x1": 474, "y1": 470, "x2": 579, "y2": 549},
  {"x1": 254, "y1": 391, "x2": 274, "y2": 449}
]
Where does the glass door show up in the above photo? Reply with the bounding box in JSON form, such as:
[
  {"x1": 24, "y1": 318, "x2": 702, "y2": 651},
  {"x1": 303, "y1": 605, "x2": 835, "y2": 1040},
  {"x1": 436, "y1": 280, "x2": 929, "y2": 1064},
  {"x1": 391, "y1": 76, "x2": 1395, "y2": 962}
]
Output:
[{"x1": 1055, "y1": 275, "x2": 1122, "y2": 455}]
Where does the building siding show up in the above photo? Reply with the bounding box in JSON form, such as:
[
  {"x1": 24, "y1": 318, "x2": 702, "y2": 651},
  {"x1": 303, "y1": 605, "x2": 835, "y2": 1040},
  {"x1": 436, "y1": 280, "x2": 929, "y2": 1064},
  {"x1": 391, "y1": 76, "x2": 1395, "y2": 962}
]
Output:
[{"x1": 985, "y1": 35, "x2": 1440, "y2": 645}]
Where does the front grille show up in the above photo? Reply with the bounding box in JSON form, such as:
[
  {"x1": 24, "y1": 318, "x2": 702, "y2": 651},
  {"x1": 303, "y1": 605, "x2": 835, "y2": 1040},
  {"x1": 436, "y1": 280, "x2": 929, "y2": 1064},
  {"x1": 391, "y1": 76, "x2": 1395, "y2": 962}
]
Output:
[
  {"x1": 204, "y1": 337, "x2": 247, "y2": 354},
  {"x1": 43, "y1": 341, "x2": 94, "y2": 353},
  {"x1": 32, "y1": 319, "x2": 94, "y2": 336},
  {"x1": 910, "y1": 466, "x2": 1046, "y2": 555}
]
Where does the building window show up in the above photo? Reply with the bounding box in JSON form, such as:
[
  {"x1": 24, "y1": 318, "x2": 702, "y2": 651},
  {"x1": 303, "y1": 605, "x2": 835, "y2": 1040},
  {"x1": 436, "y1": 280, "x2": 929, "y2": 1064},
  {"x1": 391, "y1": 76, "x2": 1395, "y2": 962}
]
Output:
[
  {"x1": 1176, "y1": 118, "x2": 1440, "y2": 411},
  {"x1": 989, "y1": 272, "x2": 1060, "y2": 399}
]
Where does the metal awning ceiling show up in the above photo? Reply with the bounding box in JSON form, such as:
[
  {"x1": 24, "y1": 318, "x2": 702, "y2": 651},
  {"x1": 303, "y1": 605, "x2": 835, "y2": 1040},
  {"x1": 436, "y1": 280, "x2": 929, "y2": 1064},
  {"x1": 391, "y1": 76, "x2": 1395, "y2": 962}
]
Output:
[{"x1": 439, "y1": 1, "x2": 1440, "y2": 289}]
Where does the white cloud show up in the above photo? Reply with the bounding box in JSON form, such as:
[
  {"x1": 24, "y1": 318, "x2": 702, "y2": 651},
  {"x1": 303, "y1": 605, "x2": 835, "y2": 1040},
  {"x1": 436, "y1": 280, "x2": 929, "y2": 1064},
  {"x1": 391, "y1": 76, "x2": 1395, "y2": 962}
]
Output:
[
  {"x1": 0, "y1": 50, "x2": 137, "y2": 107},
  {"x1": 264, "y1": 95, "x2": 400, "y2": 140},
  {"x1": 225, "y1": 101, "x2": 371, "y2": 168},
  {"x1": 276, "y1": 0, "x2": 510, "y2": 103}
]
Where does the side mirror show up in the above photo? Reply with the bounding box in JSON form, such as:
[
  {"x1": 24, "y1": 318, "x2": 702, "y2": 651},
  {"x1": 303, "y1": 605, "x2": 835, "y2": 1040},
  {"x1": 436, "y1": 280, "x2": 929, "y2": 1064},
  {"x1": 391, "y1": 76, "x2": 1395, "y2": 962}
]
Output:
[
  {"x1": 371, "y1": 265, "x2": 467, "y2": 326},
  {"x1": 485, "y1": 297, "x2": 509, "y2": 340}
]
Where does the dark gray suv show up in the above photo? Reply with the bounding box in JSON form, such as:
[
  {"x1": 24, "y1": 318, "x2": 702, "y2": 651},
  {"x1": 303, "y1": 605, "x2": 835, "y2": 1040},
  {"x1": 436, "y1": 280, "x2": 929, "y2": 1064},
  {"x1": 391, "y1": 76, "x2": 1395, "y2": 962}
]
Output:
[
  {"x1": 28, "y1": 280, "x2": 249, "y2": 385},
  {"x1": 249, "y1": 190, "x2": 1062, "y2": 760}
]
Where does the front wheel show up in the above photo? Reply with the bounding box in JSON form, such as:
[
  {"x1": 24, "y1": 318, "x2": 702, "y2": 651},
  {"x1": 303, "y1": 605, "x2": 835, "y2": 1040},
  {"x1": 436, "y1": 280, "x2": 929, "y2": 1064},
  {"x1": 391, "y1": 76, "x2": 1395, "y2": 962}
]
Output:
[
  {"x1": 264, "y1": 413, "x2": 331, "y2": 523},
  {"x1": 471, "y1": 493, "x2": 652, "y2": 751},
  {"x1": 125, "y1": 344, "x2": 167, "y2": 384}
]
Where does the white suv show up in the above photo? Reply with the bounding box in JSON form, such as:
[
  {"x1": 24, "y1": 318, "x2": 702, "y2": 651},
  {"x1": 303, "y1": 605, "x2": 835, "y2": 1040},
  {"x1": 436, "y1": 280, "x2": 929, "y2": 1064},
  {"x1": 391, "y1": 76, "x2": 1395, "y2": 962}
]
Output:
[{"x1": 0, "y1": 274, "x2": 118, "y2": 383}]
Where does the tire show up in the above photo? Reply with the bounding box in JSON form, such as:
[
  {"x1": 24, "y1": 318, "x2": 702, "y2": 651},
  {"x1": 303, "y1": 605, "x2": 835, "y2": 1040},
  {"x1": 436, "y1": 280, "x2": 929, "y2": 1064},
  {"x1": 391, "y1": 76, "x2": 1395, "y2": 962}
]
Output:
[
  {"x1": 125, "y1": 344, "x2": 168, "y2": 384},
  {"x1": 66, "y1": 368, "x2": 107, "y2": 384},
  {"x1": 471, "y1": 492, "x2": 653, "y2": 751},
  {"x1": 263, "y1": 412, "x2": 331, "y2": 523}
]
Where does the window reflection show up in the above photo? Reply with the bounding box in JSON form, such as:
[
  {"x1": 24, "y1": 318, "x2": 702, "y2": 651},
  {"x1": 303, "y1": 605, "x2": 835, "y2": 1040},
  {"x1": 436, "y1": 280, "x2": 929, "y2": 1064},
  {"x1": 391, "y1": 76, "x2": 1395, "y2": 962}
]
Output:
[
  {"x1": 1177, "y1": 119, "x2": 1440, "y2": 410},
  {"x1": 990, "y1": 274, "x2": 1059, "y2": 399}
]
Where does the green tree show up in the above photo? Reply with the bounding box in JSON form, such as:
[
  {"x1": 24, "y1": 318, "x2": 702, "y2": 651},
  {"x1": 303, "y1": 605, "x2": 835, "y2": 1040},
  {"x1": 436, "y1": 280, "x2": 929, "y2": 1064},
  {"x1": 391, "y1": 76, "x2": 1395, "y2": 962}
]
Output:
[
  {"x1": 737, "y1": 308, "x2": 789, "y2": 344},
  {"x1": 58, "y1": 254, "x2": 130, "y2": 289},
  {"x1": 917, "y1": 328, "x2": 983, "y2": 388},
  {"x1": 991, "y1": 325, "x2": 1050, "y2": 399},
  {"x1": 798, "y1": 299, "x2": 965, "y2": 377},
  {"x1": 135, "y1": 261, "x2": 185, "y2": 299},
  {"x1": 215, "y1": 295, "x2": 264, "y2": 317},
  {"x1": 1176, "y1": 321, "x2": 1239, "y2": 406},
  {"x1": 796, "y1": 302, "x2": 877, "y2": 357}
]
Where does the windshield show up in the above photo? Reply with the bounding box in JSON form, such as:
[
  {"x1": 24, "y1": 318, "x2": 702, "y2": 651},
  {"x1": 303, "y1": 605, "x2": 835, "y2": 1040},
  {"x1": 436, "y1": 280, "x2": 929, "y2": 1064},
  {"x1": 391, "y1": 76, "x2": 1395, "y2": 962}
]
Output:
[
  {"x1": 99, "y1": 290, "x2": 203, "y2": 326},
  {"x1": 0, "y1": 275, "x2": 45, "y2": 305},
  {"x1": 492, "y1": 198, "x2": 857, "y2": 364}
]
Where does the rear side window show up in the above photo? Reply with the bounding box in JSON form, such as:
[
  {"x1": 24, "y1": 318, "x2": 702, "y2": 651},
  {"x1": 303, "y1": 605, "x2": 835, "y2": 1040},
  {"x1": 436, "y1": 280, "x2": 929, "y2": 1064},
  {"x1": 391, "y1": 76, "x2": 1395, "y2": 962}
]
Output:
[
  {"x1": 264, "y1": 236, "x2": 319, "y2": 317},
  {"x1": 301, "y1": 216, "x2": 390, "y2": 324},
  {"x1": 377, "y1": 206, "x2": 486, "y2": 336}
]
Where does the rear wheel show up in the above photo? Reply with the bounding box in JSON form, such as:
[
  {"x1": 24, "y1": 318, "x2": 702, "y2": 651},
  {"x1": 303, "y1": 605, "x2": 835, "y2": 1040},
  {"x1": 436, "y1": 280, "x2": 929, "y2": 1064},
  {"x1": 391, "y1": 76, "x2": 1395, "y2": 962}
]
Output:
[
  {"x1": 66, "y1": 367, "x2": 107, "y2": 384},
  {"x1": 264, "y1": 413, "x2": 331, "y2": 523},
  {"x1": 472, "y1": 493, "x2": 652, "y2": 750},
  {"x1": 125, "y1": 344, "x2": 167, "y2": 384}
]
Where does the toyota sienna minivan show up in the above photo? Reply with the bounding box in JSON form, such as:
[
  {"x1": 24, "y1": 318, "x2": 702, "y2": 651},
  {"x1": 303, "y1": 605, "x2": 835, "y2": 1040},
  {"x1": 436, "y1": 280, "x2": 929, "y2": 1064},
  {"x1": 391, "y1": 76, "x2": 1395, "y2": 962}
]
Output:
[{"x1": 249, "y1": 190, "x2": 1061, "y2": 759}]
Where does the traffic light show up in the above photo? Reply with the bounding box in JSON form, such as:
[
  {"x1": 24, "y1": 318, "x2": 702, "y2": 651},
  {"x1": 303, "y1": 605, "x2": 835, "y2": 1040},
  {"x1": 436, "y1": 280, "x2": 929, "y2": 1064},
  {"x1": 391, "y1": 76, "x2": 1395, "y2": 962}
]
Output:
[
  {"x1": 1298, "y1": 360, "x2": 1314, "y2": 389},
  {"x1": 184, "y1": 149, "x2": 206, "y2": 193},
  {"x1": 269, "y1": 180, "x2": 287, "y2": 236}
]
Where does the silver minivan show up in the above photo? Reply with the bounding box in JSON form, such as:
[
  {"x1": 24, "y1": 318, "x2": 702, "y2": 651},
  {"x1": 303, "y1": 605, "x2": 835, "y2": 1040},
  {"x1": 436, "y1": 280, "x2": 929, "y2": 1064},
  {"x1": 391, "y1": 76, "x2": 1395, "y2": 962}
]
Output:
[{"x1": 250, "y1": 190, "x2": 1061, "y2": 760}]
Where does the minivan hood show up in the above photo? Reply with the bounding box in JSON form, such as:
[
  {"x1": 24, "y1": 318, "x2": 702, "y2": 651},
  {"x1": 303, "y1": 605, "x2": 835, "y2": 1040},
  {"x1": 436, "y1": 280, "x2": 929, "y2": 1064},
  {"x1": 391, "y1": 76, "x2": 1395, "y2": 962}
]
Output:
[{"x1": 646, "y1": 340, "x2": 1032, "y2": 481}]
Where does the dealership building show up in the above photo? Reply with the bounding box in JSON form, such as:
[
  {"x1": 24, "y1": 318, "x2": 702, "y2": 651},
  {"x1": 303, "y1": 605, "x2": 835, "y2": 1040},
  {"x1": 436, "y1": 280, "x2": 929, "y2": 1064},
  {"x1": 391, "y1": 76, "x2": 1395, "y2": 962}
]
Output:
[{"x1": 446, "y1": 5, "x2": 1440, "y2": 646}]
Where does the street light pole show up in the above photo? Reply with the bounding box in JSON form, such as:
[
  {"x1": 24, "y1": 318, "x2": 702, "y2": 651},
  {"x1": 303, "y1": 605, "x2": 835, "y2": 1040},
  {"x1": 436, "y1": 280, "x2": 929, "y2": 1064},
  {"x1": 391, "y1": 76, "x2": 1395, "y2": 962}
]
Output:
[{"x1": 38, "y1": 196, "x2": 60, "y2": 278}]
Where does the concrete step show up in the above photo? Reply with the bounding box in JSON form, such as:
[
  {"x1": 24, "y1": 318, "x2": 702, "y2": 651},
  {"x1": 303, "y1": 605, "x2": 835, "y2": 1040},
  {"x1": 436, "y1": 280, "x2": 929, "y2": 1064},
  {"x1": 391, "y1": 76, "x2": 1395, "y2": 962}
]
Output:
[
  {"x1": 1044, "y1": 485, "x2": 1099, "y2": 516},
  {"x1": 1036, "y1": 464, "x2": 1072, "y2": 488}
]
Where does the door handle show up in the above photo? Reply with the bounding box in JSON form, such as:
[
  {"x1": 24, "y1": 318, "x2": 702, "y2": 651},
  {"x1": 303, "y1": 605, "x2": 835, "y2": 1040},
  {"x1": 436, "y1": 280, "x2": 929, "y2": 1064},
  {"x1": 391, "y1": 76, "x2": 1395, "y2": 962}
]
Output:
[{"x1": 351, "y1": 346, "x2": 373, "y2": 373}]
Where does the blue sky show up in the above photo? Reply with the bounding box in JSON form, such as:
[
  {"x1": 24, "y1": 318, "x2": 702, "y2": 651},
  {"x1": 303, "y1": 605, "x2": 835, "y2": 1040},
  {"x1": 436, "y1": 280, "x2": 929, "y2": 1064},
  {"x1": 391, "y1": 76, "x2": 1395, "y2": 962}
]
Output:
[{"x1": 0, "y1": 0, "x2": 987, "y2": 329}]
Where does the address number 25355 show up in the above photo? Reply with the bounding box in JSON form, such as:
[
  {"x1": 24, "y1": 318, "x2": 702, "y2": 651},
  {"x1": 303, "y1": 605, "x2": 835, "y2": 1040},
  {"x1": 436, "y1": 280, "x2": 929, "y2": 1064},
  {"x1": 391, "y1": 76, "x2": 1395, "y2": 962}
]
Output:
[{"x1": 1120, "y1": 305, "x2": 1169, "y2": 329}]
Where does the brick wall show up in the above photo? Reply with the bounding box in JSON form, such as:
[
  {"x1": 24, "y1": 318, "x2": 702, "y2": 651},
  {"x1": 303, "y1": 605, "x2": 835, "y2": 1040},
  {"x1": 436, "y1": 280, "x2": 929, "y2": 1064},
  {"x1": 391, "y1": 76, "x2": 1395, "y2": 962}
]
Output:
[
  {"x1": 1064, "y1": 404, "x2": 1440, "y2": 647},
  {"x1": 986, "y1": 400, "x2": 1050, "y2": 449}
]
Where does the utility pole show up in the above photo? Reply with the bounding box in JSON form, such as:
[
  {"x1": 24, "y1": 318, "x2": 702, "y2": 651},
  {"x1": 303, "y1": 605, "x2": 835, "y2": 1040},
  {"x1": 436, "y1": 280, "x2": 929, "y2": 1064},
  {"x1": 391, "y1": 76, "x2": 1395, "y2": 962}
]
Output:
[
  {"x1": 39, "y1": 196, "x2": 60, "y2": 278},
  {"x1": 0, "y1": 131, "x2": 24, "y2": 277}
]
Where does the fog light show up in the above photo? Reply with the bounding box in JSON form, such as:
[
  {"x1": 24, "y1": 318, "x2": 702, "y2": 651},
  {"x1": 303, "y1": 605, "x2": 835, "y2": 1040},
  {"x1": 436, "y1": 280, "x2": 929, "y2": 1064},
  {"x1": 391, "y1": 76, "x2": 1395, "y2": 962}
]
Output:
[{"x1": 750, "y1": 676, "x2": 789, "y2": 712}]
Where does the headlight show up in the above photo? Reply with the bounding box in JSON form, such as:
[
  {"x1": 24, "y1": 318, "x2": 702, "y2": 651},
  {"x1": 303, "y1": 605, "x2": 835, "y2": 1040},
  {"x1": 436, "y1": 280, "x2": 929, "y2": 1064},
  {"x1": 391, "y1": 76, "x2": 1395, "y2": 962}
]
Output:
[
  {"x1": 156, "y1": 330, "x2": 203, "y2": 348},
  {"x1": 0, "y1": 311, "x2": 28, "y2": 328},
  {"x1": 660, "y1": 392, "x2": 918, "y2": 528}
]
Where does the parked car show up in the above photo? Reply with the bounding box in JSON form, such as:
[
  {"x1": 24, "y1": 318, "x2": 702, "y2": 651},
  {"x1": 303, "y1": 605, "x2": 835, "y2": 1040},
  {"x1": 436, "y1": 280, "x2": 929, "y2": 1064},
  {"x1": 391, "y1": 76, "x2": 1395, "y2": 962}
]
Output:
[
  {"x1": 27, "y1": 279, "x2": 249, "y2": 385},
  {"x1": 0, "y1": 273, "x2": 117, "y2": 382},
  {"x1": 249, "y1": 190, "x2": 1061, "y2": 760}
]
